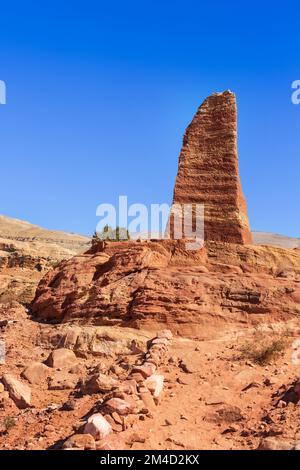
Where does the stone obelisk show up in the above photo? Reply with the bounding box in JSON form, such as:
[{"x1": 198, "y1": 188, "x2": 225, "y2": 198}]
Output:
[{"x1": 171, "y1": 90, "x2": 252, "y2": 244}]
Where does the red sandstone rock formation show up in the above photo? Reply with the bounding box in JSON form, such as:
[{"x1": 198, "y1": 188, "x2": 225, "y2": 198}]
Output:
[
  {"x1": 32, "y1": 239, "x2": 300, "y2": 334},
  {"x1": 170, "y1": 90, "x2": 252, "y2": 244},
  {"x1": 31, "y1": 92, "x2": 300, "y2": 331}
]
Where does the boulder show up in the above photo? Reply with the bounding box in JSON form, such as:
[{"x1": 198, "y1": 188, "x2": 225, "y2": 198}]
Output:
[
  {"x1": 63, "y1": 433, "x2": 96, "y2": 450},
  {"x1": 46, "y1": 348, "x2": 78, "y2": 369},
  {"x1": 1, "y1": 374, "x2": 31, "y2": 409},
  {"x1": 258, "y1": 437, "x2": 297, "y2": 451},
  {"x1": 280, "y1": 380, "x2": 300, "y2": 405},
  {"x1": 144, "y1": 374, "x2": 164, "y2": 398},
  {"x1": 48, "y1": 370, "x2": 79, "y2": 390},
  {"x1": 81, "y1": 373, "x2": 118, "y2": 395},
  {"x1": 21, "y1": 361, "x2": 51, "y2": 384},
  {"x1": 61, "y1": 398, "x2": 77, "y2": 411},
  {"x1": 103, "y1": 397, "x2": 135, "y2": 416},
  {"x1": 84, "y1": 413, "x2": 112, "y2": 439}
]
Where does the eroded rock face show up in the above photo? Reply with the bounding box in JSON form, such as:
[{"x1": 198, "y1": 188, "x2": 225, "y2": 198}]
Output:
[
  {"x1": 31, "y1": 239, "x2": 300, "y2": 335},
  {"x1": 170, "y1": 91, "x2": 252, "y2": 244},
  {"x1": 29, "y1": 92, "x2": 300, "y2": 332}
]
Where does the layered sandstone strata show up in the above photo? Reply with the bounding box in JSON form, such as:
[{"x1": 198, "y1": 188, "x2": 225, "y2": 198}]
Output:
[
  {"x1": 30, "y1": 92, "x2": 300, "y2": 332},
  {"x1": 170, "y1": 91, "x2": 252, "y2": 244},
  {"x1": 32, "y1": 239, "x2": 300, "y2": 335}
]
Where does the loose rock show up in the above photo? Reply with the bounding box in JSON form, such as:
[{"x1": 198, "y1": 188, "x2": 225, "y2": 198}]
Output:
[
  {"x1": 46, "y1": 348, "x2": 78, "y2": 369},
  {"x1": 103, "y1": 397, "x2": 135, "y2": 416},
  {"x1": 21, "y1": 362, "x2": 51, "y2": 385},
  {"x1": 1, "y1": 374, "x2": 31, "y2": 409},
  {"x1": 258, "y1": 437, "x2": 297, "y2": 451},
  {"x1": 84, "y1": 413, "x2": 112, "y2": 440},
  {"x1": 144, "y1": 374, "x2": 164, "y2": 398},
  {"x1": 81, "y1": 373, "x2": 118, "y2": 394},
  {"x1": 63, "y1": 433, "x2": 96, "y2": 450}
]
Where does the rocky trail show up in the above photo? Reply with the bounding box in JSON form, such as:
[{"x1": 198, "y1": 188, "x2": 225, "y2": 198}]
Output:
[{"x1": 1, "y1": 304, "x2": 300, "y2": 451}]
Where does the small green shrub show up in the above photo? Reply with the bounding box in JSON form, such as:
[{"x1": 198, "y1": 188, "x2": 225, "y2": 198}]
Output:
[{"x1": 92, "y1": 225, "x2": 130, "y2": 244}]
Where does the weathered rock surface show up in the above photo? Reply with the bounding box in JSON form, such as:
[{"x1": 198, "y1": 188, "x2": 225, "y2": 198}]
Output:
[
  {"x1": 170, "y1": 91, "x2": 252, "y2": 244},
  {"x1": 38, "y1": 324, "x2": 150, "y2": 357},
  {"x1": 103, "y1": 397, "x2": 136, "y2": 416},
  {"x1": 46, "y1": 348, "x2": 78, "y2": 369},
  {"x1": 63, "y1": 433, "x2": 96, "y2": 450},
  {"x1": 258, "y1": 437, "x2": 298, "y2": 451},
  {"x1": 81, "y1": 373, "x2": 118, "y2": 395},
  {"x1": 1, "y1": 374, "x2": 31, "y2": 409},
  {"x1": 32, "y1": 239, "x2": 300, "y2": 336},
  {"x1": 21, "y1": 362, "x2": 51, "y2": 385},
  {"x1": 24, "y1": 92, "x2": 300, "y2": 333},
  {"x1": 84, "y1": 413, "x2": 112, "y2": 439},
  {"x1": 48, "y1": 370, "x2": 79, "y2": 390}
]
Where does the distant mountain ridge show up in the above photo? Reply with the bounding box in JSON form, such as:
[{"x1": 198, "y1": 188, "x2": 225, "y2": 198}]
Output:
[
  {"x1": 0, "y1": 215, "x2": 90, "y2": 253},
  {"x1": 252, "y1": 231, "x2": 300, "y2": 249}
]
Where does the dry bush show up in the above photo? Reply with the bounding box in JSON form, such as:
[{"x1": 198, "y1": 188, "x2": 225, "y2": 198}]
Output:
[
  {"x1": 3, "y1": 416, "x2": 16, "y2": 431},
  {"x1": 238, "y1": 330, "x2": 292, "y2": 365}
]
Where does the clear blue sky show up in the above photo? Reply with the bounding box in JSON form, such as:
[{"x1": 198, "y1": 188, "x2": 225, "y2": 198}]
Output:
[{"x1": 0, "y1": 1, "x2": 299, "y2": 237}]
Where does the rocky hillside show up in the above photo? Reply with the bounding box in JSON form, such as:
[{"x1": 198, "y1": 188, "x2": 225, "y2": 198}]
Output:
[
  {"x1": 0, "y1": 215, "x2": 89, "y2": 254},
  {"x1": 252, "y1": 231, "x2": 300, "y2": 249},
  {"x1": 0, "y1": 215, "x2": 90, "y2": 304}
]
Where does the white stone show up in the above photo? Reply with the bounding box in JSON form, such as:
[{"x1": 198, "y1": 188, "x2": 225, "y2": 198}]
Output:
[
  {"x1": 144, "y1": 374, "x2": 164, "y2": 398},
  {"x1": 84, "y1": 413, "x2": 112, "y2": 439}
]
